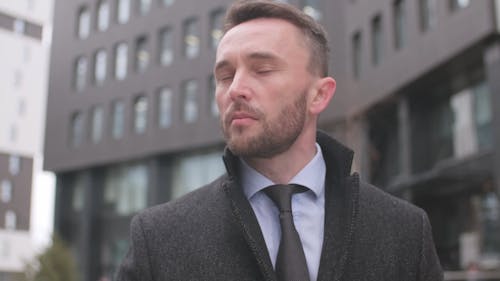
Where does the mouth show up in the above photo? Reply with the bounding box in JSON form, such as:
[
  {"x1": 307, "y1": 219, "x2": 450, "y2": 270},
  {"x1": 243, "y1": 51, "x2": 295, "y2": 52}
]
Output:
[{"x1": 228, "y1": 111, "x2": 258, "y2": 126}]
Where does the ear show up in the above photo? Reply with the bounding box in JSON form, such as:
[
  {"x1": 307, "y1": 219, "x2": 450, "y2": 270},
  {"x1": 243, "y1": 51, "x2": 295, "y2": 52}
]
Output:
[{"x1": 309, "y1": 76, "x2": 336, "y2": 115}]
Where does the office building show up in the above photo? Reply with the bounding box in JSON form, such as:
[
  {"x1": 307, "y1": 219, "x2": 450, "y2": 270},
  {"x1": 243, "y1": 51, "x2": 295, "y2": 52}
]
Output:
[{"x1": 0, "y1": 0, "x2": 54, "y2": 280}]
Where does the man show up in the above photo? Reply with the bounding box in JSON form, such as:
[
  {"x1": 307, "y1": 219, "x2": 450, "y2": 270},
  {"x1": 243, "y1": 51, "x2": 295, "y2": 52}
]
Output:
[{"x1": 116, "y1": 1, "x2": 443, "y2": 280}]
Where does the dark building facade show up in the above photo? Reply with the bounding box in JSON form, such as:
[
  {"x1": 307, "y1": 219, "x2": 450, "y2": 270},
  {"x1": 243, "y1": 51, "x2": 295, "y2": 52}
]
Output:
[{"x1": 44, "y1": 0, "x2": 500, "y2": 280}]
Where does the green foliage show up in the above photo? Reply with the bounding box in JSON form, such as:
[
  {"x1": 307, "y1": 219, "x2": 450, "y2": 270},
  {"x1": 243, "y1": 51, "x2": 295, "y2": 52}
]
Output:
[{"x1": 18, "y1": 234, "x2": 79, "y2": 281}]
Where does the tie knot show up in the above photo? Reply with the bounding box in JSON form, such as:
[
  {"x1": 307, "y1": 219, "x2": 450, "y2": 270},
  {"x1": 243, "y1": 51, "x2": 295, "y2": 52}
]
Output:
[{"x1": 264, "y1": 184, "x2": 308, "y2": 212}]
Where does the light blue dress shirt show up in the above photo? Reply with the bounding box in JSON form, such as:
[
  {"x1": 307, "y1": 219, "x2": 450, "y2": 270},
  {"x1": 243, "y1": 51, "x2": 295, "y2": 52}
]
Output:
[{"x1": 240, "y1": 143, "x2": 326, "y2": 281}]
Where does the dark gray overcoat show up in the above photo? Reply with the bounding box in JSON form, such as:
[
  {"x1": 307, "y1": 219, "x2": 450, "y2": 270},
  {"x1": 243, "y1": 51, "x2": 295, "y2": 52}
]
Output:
[{"x1": 116, "y1": 132, "x2": 443, "y2": 281}]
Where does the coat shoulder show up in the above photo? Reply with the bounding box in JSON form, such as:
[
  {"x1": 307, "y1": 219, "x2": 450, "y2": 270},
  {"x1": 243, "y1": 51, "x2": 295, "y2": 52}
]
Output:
[{"x1": 357, "y1": 180, "x2": 426, "y2": 221}]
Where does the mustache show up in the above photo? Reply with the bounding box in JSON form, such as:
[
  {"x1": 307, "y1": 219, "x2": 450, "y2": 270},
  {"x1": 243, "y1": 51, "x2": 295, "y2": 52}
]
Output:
[{"x1": 224, "y1": 101, "x2": 263, "y2": 123}]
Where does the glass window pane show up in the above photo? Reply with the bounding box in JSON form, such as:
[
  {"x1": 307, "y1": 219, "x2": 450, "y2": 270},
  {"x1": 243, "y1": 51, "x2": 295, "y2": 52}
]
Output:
[
  {"x1": 94, "y1": 49, "x2": 107, "y2": 85},
  {"x1": 70, "y1": 112, "x2": 85, "y2": 147},
  {"x1": 184, "y1": 19, "x2": 200, "y2": 59},
  {"x1": 352, "y1": 31, "x2": 362, "y2": 79},
  {"x1": 183, "y1": 80, "x2": 198, "y2": 123},
  {"x1": 103, "y1": 162, "x2": 149, "y2": 216},
  {"x1": 208, "y1": 75, "x2": 218, "y2": 116},
  {"x1": 5, "y1": 211, "x2": 16, "y2": 230},
  {"x1": 161, "y1": 0, "x2": 174, "y2": 7},
  {"x1": 134, "y1": 96, "x2": 148, "y2": 134},
  {"x1": 1, "y1": 180, "x2": 13, "y2": 203},
  {"x1": 115, "y1": 43, "x2": 128, "y2": 80},
  {"x1": 419, "y1": 0, "x2": 436, "y2": 31},
  {"x1": 171, "y1": 150, "x2": 225, "y2": 199},
  {"x1": 98, "y1": 0, "x2": 110, "y2": 31},
  {"x1": 139, "y1": 0, "x2": 152, "y2": 15},
  {"x1": 210, "y1": 10, "x2": 224, "y2": 49},
  {"x1": 393, "y1": 0, "x2": 406, "y2": 50},
  {"x1": 75, "y1": 56, "x2": 88, "y2": 91},
  {"x1": 117, "y1": 0, "x2": 130, "y2": 24},
  {"x1": 91, "y1": 106, "x2": 104, "y2": 143},
  {"x1": 78, "y1": 7, "x2": 90, "y2": 39},
  {"x1": 159, "y1": 27, "x2": 173, "y2": 66},
  {"x1": 9, "y1": 155, "x2": 21, "y2": 175},
  {"x1": 158, "y1": 87, "x2": 172, "y2": 128},
  {"x1": 135, "y1": 36, "x2": 149, "y2": 73},
  {"x1": 474, "y1": 81, "x2": 493, "y2": 150},
  {"x1": 13, "y1": 19, "x2": 26, "y2": 34},
  {"x1": 371, "y1": 15, "x2": 383, "y2": 66},
  {"x1": 112, "y1": 100, "x2": 125, "y2": 139}
]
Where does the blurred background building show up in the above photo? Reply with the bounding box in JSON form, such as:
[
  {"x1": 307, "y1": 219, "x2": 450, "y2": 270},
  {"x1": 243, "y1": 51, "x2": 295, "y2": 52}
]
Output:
[
  {"x1": 43, "y1": 0, "x2": 500, "y2": 280},
  {"x1": 0, "y1": 0, "x2": 55, "y2": 280}
]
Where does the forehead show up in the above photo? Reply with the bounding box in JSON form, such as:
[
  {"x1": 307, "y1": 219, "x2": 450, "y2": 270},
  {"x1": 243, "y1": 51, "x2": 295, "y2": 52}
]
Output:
[{"x1": 216, "y1": 18, "x2": 308, "y2": 62}]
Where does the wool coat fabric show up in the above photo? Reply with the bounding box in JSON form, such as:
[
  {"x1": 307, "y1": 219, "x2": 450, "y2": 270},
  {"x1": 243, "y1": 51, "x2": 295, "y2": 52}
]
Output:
[{"x1": 116, "y1": 132, "x2": 443, "y2": 281}]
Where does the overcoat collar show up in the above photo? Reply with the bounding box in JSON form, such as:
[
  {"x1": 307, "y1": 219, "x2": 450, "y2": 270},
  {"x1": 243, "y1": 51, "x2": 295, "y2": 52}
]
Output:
[{"x1": 222, "y1": 131, "x2": 359, "y2": 281}]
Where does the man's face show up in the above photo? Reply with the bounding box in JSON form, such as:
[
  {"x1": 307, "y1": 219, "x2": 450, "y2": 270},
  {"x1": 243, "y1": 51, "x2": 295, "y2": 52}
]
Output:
[{"x1": 214, "y1": 18, "x2": 316, "y2": 158}]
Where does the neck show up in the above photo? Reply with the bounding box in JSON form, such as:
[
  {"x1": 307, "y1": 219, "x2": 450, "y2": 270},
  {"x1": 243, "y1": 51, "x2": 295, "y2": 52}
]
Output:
[{"x1": 243, "y1": 128, "x2": 317, "y2": 184}]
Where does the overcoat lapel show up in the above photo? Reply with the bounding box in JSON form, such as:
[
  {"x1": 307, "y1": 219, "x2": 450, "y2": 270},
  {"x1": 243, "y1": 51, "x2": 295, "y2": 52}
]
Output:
[
  {"x1": 316, "y1": 132, "x2": 359, "y2": 281},
  {"x1": 222, "y1": 150, "x2": 277, "y2": 281}
]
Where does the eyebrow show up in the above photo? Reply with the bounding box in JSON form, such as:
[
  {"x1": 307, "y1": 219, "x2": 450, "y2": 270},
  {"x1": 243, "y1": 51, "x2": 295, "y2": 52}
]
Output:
[{"x1": 214, "y1": 51, "x2": 284, "y2": 73}]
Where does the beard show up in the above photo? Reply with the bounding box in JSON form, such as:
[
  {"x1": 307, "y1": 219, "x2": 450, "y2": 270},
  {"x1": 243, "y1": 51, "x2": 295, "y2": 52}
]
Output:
[{"x1": 221, "y1": 93, "x2": 307, "y2": 159}]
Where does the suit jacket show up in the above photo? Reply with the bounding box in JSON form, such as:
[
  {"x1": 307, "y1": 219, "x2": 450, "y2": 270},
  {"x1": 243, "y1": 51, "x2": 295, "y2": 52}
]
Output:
[{"x1": 116, "y1": 132, "x2": 443, "y2": 281}]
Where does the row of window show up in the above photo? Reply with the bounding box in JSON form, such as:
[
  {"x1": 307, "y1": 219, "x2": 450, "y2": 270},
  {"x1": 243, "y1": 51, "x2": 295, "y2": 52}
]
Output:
[
  {"x1": 74, "y1": 11, "x2": 224, "y2": 92},
  {"x1": 77, "y1": 0, "x2": 175, "y2": 39},
  {"x1": 351, "y1": 0, "x2": 470, "y2": 79},
  {"x1": 77, "y1": 0, "x2": 322, "y2": 40},
  {"x1": 70, "y1": 76, "x2": 218, "y2": 147}
]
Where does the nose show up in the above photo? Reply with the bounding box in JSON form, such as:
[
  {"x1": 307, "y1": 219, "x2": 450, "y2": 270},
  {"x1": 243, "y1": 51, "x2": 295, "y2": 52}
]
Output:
[{"x1": 228, "y1": 70, "x2": 251, "y2": 101}]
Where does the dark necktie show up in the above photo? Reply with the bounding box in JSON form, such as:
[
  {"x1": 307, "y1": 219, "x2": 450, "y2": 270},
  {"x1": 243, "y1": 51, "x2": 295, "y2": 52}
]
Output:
[{"x1": 264, "y1": 184, "x2": 310, "y2": 281}]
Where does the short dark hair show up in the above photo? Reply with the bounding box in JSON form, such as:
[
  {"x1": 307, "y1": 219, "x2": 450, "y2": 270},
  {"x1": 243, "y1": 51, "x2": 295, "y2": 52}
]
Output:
[{"x1": 223, "y1": 0, "x2": 330, "y2": 77}]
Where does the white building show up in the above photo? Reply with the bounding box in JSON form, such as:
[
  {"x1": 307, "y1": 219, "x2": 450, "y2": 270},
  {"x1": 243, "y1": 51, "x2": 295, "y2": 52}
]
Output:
[{"x1": 0, "y1": 0, "x2": 54, "y2": 279}]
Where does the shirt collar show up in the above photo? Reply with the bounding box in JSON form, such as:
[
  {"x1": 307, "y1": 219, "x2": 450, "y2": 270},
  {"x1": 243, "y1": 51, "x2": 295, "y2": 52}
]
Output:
[{"x1": 241, "y1": 143, "x2": 326, "y2": 199}]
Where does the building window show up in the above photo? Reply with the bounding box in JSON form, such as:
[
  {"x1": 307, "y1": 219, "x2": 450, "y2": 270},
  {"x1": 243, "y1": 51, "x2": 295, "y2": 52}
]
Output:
[
  {"x1": 133, "y1": 95, "x2": 148, "y2": 134},
  {"x1": 419, "y1": 0, "x2": 437, "y2": 32},
  {"x1": 182, "y1": 79, "x2": 198, "y2": 123},
  {"x1": 161, "y1": 0, "x2": 174, "y2": 7},
  {"x1": 74, "y1": 56, "x2": 88, "y2": 91},
  {"x1": 112, "y1": 100, "x2": 125, "y2": 139},
  {"x1": 138, "y1": 0, "x2": 152, "y2": 15},
  {"x1": 1, "y1": 180, "x2": 13, "y2": 203},
  {"x1": 77, "y1": 6, "x2": 90, "y2": 39},
  {"x1": 97, "y1": 0, "x2": 110, "y2": 31},
  {"x1": 117, "y1": 0, "x2": 131, "y2": 24},
  {"x1": 103, "y1": 162, "x2": 149, "y2": 216},
  {"x1": 352, "y1": 31, "x2": 362, "y2": 79},
  {"x1": 91, "y1": 106, "x2": 104, "y2": 143},
  {"x1": 473, "y1": 81, "x2": 492, "y2": 150},
  {"x1": 159, "y1": 27, "x2": 173, "y2": 66},
  {"x1": 115, "y1": 42, "x2": 128, "y2": 80},
  {"x1": 135, "y1": 36, "x2": 150, "y2": 73},
  {"x1": 450, "y1": 0, "x2": 470, "y2": 11},
  {"x1": 13, "y1": 19, "x2": 26, "y2": 34},
  {"x1": 9, "y1": 125, "x2": 17, "y2": 142},
  {"x1": 9, "y1": 155, "x2": 21, "y2": 175},
  {"x1": 5, "y1": 211, "x2": 16, "y2": 230},
  {"x1": 158, "y1": 87, "x2": 173, "y2": 128},
  {"x1": 302, "y1": 0, "x2": 321, "y2": 21},
  {"x1": 183, "y1": 18, "x2": 200, "y2": 59},
  {"x1": 208, "y1": 75, "x2": 218, "y2": 116},
  {"x1": 171, "y1": 150, "x2": 225, "y2": 199},
  {"x1": 94, "y1": 49, "x2": 107, "y2": 85},
  {"x1": 371, "y1": 14, "x2": 383, "y2": 66},
  {"x1": 70, "y1": 112, "x2": 85, "y2": 147},
  {"x1": 210, "y1": 10, "x2": 224, "y2": 49},
  {"x1": 393, "y1": 0, "x2": 406, "y2": 50},
  {"x1": 368, "y1": 105, "x2": 400, "y2": 187}
]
